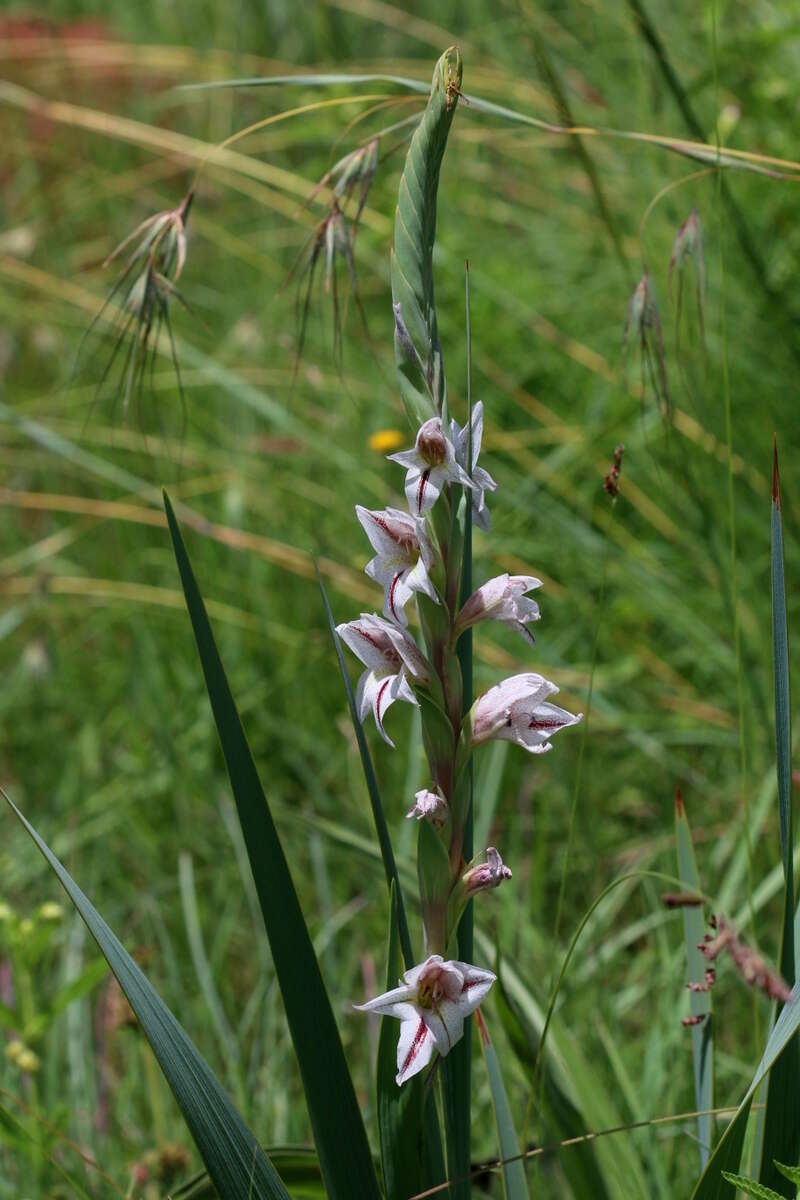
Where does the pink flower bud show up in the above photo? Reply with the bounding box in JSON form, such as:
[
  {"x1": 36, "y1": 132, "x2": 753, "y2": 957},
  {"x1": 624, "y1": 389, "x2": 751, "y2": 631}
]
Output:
[{"x1": 463, "y1": 847, "x2": 512, "y2": 895}]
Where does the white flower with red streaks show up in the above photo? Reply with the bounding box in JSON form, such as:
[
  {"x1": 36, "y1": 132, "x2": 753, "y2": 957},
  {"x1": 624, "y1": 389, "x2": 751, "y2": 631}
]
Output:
[
  {"x1": 451, "y1": 401, "x2": 497, "y2": 532},
  {"x1": 355, "y1": 955, "x2": 495, "y2": 1085},
  {"x1": 388, "y1": 417, "x2": 475, "y2": 517},
  {"x1": 470, "y1": 672, "x2": 582, "y2": 755},
  {"x1": 455, "y1": 573, "x2": 541, "y2": 647},
  {"x1": 356, "y1": 505, "x2": 438, "y2": 627},
  {"x1": 336, "y1": 613, "x2": 429, "y2": 747}
]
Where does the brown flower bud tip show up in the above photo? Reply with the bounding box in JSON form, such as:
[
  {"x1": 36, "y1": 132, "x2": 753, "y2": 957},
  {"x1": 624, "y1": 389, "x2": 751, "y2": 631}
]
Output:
[
  {"x1": 682, "y1": 1013, "x2": 708, "y2": 1028},
  {"x1": 416, "y1": 419, "x2": 448, "y2": 467},
  {"x1": 675, "y1": 785, "x2": 684, "y2": 817},
  {"x1": 662, "y1": 891, "x2": 703, "y2": 909}
]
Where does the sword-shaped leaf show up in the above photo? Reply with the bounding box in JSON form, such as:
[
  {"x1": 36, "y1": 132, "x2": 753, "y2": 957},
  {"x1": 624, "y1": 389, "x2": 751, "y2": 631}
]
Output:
[
  {"x1": 164, "y1": 493, "x2": 382, "y2": 1200},
  {"x1": 2, "y1": 790, "x2": 289, "y2": 1200}
]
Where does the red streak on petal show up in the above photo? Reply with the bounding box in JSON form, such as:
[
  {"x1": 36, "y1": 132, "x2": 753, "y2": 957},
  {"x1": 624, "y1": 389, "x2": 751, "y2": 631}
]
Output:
[
  {"x1": 416, "y1": 469, "x2": 431, "y2": 515},
  {"x1": 372, "y1": 512, "x2": 417, "y2": 554},
  {"x1": 399, "y1": 1018, "x2": 429, "y2": 1079},
  {"x1": 375, "y1": 677, "x2": 392, "y2": 734},
  {"x1": 527, "y1": 716, "x2": 568, "y2": 730},
  {"x1": 389, "y1": 573, "x2": 402, "y2": 622}
]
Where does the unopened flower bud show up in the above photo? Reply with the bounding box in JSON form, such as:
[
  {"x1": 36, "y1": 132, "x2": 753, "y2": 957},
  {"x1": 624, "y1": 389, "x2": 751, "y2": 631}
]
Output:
[{"x1": 463, "y1": 847, "x2": 512, "y2": 895}]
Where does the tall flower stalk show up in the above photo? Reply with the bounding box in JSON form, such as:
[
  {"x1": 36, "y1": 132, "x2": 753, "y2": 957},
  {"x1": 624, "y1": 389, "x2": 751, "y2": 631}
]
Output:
[{"x1": 336, "y1": 49, "x2": 582, "y2": 1092}]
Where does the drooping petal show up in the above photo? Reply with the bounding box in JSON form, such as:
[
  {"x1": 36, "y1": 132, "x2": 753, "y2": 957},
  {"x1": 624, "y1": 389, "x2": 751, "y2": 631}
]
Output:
[
  {"x1": 372, "y1": 672, "x2": 405, "y2": 747},
  {"x1": 396, "y1": 1014, "x2": 435, "y2": 1085}
]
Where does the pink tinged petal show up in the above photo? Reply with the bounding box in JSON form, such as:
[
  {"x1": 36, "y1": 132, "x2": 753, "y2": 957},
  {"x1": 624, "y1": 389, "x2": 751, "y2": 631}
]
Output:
[
  {"x1": 356, "y1": 505, "x2": 419, "y2": 561},
  {"x1": 472, "y1": 674, "x2": 559, "y2": 743},
  {"x1": 406, "y1": 788, "x2": 448, "y2": 827},
  {"x1": 402, "y1": 954, "x2": 446, "y2": 990},
  {"x1": 336, "y1": 615, "x2": 399, "y2": 673},
  {"x1": 464, "y1": 847, "x2": 512, "y2": 894},
  {"x1": 396, "y1": 1015, "x2": 435, "y2": 1085}
]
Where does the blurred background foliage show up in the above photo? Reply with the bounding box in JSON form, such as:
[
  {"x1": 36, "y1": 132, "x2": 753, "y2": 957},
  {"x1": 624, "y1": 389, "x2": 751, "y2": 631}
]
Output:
[{"x1": 1, "y1": 0, "x2": 800, "y2": 1195}]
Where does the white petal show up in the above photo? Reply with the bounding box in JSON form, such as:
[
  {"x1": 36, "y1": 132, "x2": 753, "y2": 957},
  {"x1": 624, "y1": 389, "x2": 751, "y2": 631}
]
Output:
[
  {"x1": 387, "y1": 448, "x2": 423, "y2": 470},
  {"x1": 405, "y1": 465, "x2": 443, "y2": 517},
  {"x1": 372, "y1": 673, "x2": 403, "y2": 747},
  {"x1": 470, "y1": 401, "x2": 485, "y2": 468},
  {"x1": 404, "y1": 555, "x2": 438, "y2": 605},
  {"x1": 356, "y1": 670, "x2": 378, "y2": 723},
  {"x1": 384, "y1": 625, "x2": 429, "y2": 682},
  {"x1": 336, "y1": 616, "x2": 396, "y2": 673},
  {"x1": 423, "y1": 1004, "x2": 465, "y2": 1056},
  {"x1": 452, "y1": 962, "x2": 497, "y2": 1011},
  {"x1": 396, "y1": 1014, "x2": 435, "y2": 1085},
  {"x1": 354, "y1": 988, "x2": 415, "y2": 1017}
]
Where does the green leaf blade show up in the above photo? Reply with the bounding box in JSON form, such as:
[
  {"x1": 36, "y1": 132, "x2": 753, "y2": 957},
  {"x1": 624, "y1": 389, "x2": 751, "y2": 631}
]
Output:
[
  {"x1": 477, "y1": 1009, "x2": 530, "y2": 1199},
  {"x1": 2, "y1": 790, "x2": 289, "y2": 1200},
  {"x1": 759, "y1": 442, "x2": 799, "y2": 1196},
  {"x1": 164, "y1": 493, "x2": 382, "y2": 1200}
]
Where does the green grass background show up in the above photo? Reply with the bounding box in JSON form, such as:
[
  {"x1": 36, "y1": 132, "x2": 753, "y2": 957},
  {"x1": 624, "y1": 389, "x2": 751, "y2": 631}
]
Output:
[{"x1": 2, "y1": 0, "x2": 800, "y2": 1195}]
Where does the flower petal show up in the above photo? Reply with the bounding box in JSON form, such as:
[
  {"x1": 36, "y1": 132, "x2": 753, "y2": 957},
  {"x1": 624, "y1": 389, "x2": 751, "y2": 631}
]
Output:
[
  {"x1": 354, "y1": 989, "x2": 416, "y2": 1018},
  {"x1": 396, "y1": 1014, "x2": 435, "y2": 1085}
]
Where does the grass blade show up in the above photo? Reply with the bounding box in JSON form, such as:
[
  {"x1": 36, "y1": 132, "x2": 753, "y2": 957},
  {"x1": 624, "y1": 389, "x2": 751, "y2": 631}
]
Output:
[
  {"x1": 494, "y1": 967, "x2": 612, "y2": 1199},
  {"x1": 476, "y1": 1009, "x2": 530, "y2": 1199},
  {"x1": 164, "y1": 493, "x2": 382, "y2": 1200},
  {"x1": 315, "y1": 562, "x2": 413, "y2": 969},
  {"x1": 675, "y1": 789, "x2": 713, "y2": 1168},
  {"x1": 1, "y1": 789, "x2": 289, "y2": 1200},
  {"x1": 758, "y1": 441, "x2": 799, "y2": 1194}
]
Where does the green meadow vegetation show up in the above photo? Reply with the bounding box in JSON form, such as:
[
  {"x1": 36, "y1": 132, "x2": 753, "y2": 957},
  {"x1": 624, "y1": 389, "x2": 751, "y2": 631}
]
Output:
[{"x1": 2, "y1": 1, "x2": 800, "y2": 1196}]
